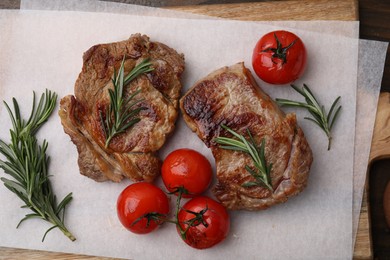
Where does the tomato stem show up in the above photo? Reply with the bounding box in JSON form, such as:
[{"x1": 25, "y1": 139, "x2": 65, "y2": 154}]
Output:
[
  {"x1": 174, "y1": 187, "x2": 186, "y2": 235},
  {"x1": 163, "y1": 186, "x2": 211, "y2": 240},
  {"x1": 131, "y1": 212, "x2": 167, "y2": 227},
  {"x1": 140, "y1": 186, "x2": 187, "y2": 232},
  {"x1": 133, "y1": 186, "x2": 210, "y2": 238},
  {"x1": 261, "y1": 32, "x2": 297, "y2": 65},
  {"x1": 179, "y1": 205, "x2": 209, "y2": 240}
]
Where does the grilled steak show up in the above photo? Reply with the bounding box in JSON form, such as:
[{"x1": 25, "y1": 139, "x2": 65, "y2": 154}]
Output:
[
  {"x1": 180, "y1": 62, "x2": 312, "y2": 210},
  {"x1": 59, "y1": 34, "x2": 185, "y2": 182}
]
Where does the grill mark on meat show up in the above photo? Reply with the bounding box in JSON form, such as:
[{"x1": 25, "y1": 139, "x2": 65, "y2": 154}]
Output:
[
  {"x1": 180, "y1": 62, "x2": 312, "y2": 210},
  {"x1": 59, "y1": 34, "x2": 184, "y2": 182},
  {"x1": 182, "y1": 79, "x2": 226, "y2": 147},
  {"x1": 147, "y1": 62, "x2": 170, "y2": 93}
]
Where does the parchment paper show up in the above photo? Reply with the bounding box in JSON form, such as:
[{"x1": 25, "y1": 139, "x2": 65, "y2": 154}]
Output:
[
  {"x1": 21, "y1": 0, "x2": 387, "y2": 250},
  {"x1": 21, "y1": 0, "x2": 389, "y2": 250},
  {"x1": 0, "y1": 8, "x2": 364, "y2": 260}
]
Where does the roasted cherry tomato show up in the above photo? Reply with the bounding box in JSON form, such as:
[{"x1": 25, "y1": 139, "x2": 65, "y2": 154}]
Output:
[
  {"x1": 162, "y1": 149, "x2": 212, "y2": 197},
  {"x1": 252, "y1": 30, "x2": 307, "y2": 85},
  {"x1": 117, "y1": 182, "x2": 169, "y2": 234},
  {"x1": 177, "y1": 196, "x2": 230, "y2": 249}
]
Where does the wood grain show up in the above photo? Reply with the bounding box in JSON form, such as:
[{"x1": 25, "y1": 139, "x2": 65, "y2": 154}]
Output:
[
  {"x1": 370, "y1": 93, "x2": 390, "y2": 163},
  {"x1": 169, "y1": 0, "x2": 359, "y2": 21},
  {"x1": 363, "y1": 93, "x2": 390, "y2": 259},
  {"x1": 0, "y1": 0, "x2": 381, "y2": 259},
  {"x1": 354, "y1": 187, "x2": 372, "y2": 260}
]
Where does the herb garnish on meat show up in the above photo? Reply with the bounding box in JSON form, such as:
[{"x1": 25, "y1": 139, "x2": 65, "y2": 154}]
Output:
[
  {"x1": 0, "y1": 90, "x2": 75, "y2": 242},
  {"x1": 214, "y1": 125, "x2": 273, "y2": 191},
  {"x1": 101, "y1": 58, "x2": 154, "y2": 148},
  {"x1": 276, "y1": 84, "x2": 342, "y2": 150}
]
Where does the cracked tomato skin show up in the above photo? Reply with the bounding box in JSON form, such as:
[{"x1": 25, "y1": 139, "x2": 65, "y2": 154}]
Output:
[
  {"x1": 117, "y1": 182, "x2": 169, "y2": 234},
  {"x1": 252, "y1": 30, "x2": 307, "y2": 85},
  {"x1": 162, "y1": 149, "x2": 212, "y2": 198},
  {"x1": 177, "y1": 196, "x2": 230, "y2": 249}
]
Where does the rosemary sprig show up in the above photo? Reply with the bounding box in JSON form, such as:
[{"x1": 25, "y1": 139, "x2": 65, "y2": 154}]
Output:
[
  {"x1": 214, "y1": 125, "x2": 273, "y2": 191},
  {"x1": 101, "y1": 57, "x2": 154, "y2": 148},
  {"x1": 0, "y1": 90, "x2": 75, "y2": 242},
  {"x1": 275, "y1": 84, "x2": 342, "y2": 150}
]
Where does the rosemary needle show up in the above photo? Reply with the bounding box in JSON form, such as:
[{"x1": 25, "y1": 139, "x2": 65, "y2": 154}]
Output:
[
  {"x1": 0, "y1": 90, "x2": 75, "y2": 242},
  {"x1": 276, "y1": 84, "x2": 342, "y2": 150},
  {"x1": 214, "y1": 125, "x2": 273, "y2": 191},
  {"x1": 101, "y1": 57, "x2": 154, "y2": 148}
]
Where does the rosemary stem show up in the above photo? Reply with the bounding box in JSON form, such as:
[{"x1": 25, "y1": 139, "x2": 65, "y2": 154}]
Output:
[
  {"x1": 62, "y1": 229, "x2": 76, "y2": 242},
  {"x1": 27, "y1": 182, "x2": 76, "y2": 242},
  {"x1": 28, "y1": 199, "x2": 46, "y2": 223},
  {"x1": 327, "y1": 135, "x2": 332, "y2": 151},
  {"x1": 105, "y1": 135, "x2": 113, "y2": 148},
  {"x1": 49, "y1": 215, "x2": 76, "y2": 242}
]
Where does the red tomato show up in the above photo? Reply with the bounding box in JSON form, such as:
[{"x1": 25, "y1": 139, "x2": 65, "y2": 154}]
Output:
[
  {"x1": 177, "y1": 196, "x2": 230, "y2": 249},
  {"x1": 161, "y1": 149, "x2": 212, "y2": 197},
  {"x1": 117, "y1": 182, "x2": 169, "y2": 234},
  {"x1": 252, "y1": 30, "x2": 307, "y2": 85}
]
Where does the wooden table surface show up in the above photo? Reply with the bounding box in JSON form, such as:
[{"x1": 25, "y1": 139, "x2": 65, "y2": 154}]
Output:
[{"x1": 0, "y1": 0, "x2": 389, "y2": 259}]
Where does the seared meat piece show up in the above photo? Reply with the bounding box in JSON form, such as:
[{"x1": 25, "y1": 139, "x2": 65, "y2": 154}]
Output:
[
  {"x1": 180, "y1": 63, "x2": 312, "y2": 210},
  {"x1": 59, "y1": 34, "x2": 185, "y2": 182}
]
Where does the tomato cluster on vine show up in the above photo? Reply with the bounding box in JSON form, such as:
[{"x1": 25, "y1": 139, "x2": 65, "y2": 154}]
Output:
[{"x1": 116, "y1": 148, "x2": 230, "y2": 249}]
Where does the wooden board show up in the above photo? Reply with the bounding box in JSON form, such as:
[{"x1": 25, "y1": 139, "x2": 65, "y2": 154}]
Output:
[
  {"x1": 1, "y1": 0, "x2": 385, "y2": 259},
  {"x1": 169, "y1": 0, "x2": 358, "y2": 21}
]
